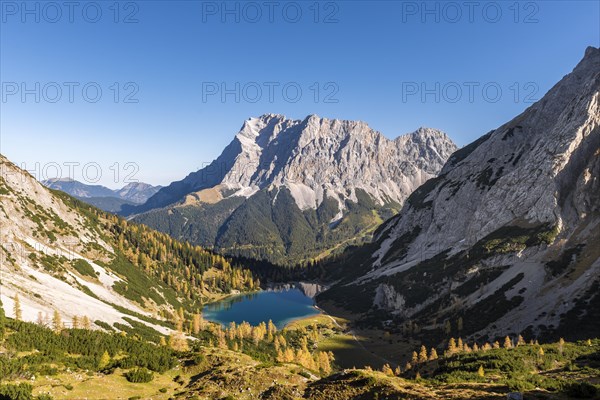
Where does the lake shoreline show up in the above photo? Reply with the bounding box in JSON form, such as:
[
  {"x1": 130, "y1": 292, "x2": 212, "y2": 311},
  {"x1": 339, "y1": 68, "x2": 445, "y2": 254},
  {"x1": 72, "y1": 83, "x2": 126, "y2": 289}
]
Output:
[
  {"x1": 280, "y1": 304, "x2": 325, "y2": 329},
  {"x1": 202, "y1": 281, "x2": 327, "y2": 309},
  {"x1": 201, "y1": 286, "x2": 321, "y2": 330}
]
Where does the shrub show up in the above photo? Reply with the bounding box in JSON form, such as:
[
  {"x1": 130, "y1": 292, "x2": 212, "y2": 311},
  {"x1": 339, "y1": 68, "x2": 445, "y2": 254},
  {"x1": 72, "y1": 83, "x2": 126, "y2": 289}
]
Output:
[
  {"x1": 298, "y1": 370, "x2": 311, "y2": 379},
  {"x1": 0, "y1": 383, "x2": 33, "y2": 400},
  {"x1": 37, "y1": 366, "x2": 58, "y2": 376},
  {"x1": 192, "y1": 354, "x2": 205, "y2": 365},
  {"x1": 563, "y1": 381, "x2": 598, "y2": 398},
  {"x1": 124, "y1": 368, "x2": 154, "y2": 383},
  {"x1": 5, "y1": 319, "x2": 176, "y2": 374},
  {"x1": 505, "y1": 379, "x2": 535, "y2": 392},
  {"x1": 72, "y1": 259, "x2": 96, "y2": 278}
]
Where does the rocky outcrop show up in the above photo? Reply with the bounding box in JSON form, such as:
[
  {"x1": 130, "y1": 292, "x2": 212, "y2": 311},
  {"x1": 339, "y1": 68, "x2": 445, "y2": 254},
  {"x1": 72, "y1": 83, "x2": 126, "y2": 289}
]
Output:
[{"x1": 373, "y1": 284, "x2": 406, "y2": 313}]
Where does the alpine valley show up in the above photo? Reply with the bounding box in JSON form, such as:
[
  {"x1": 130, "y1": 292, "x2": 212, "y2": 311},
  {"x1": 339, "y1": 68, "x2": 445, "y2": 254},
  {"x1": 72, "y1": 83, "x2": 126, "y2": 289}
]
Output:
[{"x1": 0, "y1": 47, "x2": 598, "y2": 400}]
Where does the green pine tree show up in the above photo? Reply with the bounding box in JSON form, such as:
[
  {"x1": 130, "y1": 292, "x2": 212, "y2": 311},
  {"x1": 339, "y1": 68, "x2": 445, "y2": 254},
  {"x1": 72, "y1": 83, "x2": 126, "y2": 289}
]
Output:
[{"x1": 0, "y1": 299, "x2": 5, "y2": 340}]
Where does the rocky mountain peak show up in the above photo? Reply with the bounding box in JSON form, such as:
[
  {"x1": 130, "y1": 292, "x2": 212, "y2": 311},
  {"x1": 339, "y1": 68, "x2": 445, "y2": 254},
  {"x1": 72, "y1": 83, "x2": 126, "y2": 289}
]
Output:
[
  {"x1": 377, "y1": 47, "x2": 599, "y2": 261},
  {"x1": 218, "y1": 114, "x2": 458, "y2": 210},
  {"x1": 236, "y1": 114, "x2": 300, "y2": 150},
  {"x1": 124, "y1": 114, "x2": 457, "y2": 264},
  {"x1": 405, "y1": 127, "x2": 452, "y2": 142},
  {"x1": 45, "y1": 177, "x2": 75, "y2": 183},
  {"x1": 120, "y1": 182, "x2": 154, "y2": 190},
  {"x1": 126, "y1": 113, "x2": 456, "y2": 201}
]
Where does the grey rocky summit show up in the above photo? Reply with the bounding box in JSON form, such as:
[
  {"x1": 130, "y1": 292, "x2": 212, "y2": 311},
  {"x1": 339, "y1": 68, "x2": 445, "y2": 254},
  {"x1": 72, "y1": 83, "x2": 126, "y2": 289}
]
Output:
[{"x1": 125, "y1": 114, "x2": 457, "y2": 264}]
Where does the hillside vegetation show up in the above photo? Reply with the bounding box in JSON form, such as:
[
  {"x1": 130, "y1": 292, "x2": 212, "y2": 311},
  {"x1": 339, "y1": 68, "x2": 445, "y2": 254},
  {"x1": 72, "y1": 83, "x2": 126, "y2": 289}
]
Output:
[
  {"x1": 54, "y1": 191, "x2": 260, "y2": 307},
  {"x1": 0, "y1": 310, "x2": 598, "y2": 400},
  {"x1": 135, "y1": 187, "x2": 399, "y2": 266},
  {"x1": 0, "y1": 156, "x2": 260, "y2": 336}
]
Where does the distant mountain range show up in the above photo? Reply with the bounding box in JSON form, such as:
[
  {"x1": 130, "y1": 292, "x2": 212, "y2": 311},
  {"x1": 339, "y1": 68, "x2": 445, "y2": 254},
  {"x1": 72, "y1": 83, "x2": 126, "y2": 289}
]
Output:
[
  {"x1": 319, "y1": 46, "x2": 600, "y2": 343},
  {"x1": 121, "y1": 115, "x2": 457, "y2": 265},
  {"x1": 42, "y1": 178, "x2": 161, "y2": 212}
]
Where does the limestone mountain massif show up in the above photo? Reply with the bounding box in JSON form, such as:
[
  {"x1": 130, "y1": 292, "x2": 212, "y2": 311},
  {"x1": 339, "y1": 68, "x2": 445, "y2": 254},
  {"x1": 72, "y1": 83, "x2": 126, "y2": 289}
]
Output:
[
  {"x1": 123, "y1": 115, "x2": 457, "y2": 265},
  {"x1": 320, "y1": 47, "x2": 600, "y2": 342}
]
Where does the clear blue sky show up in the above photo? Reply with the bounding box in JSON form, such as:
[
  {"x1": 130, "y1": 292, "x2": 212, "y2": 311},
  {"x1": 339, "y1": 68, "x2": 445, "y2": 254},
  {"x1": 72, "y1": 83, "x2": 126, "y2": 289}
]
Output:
[{"x1": 1, "y1": 0, "x2": 598, "y2": 188}]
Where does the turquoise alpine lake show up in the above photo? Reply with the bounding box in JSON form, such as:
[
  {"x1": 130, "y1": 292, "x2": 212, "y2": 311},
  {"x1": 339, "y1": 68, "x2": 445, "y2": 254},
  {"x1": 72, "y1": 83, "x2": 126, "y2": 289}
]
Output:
[{"x1": 202, "y1": 287, "x2": 321, "y2": 329}]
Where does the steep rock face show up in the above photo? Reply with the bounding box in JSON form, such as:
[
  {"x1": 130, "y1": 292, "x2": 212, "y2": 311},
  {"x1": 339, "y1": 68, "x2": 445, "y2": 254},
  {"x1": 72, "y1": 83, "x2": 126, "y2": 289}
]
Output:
[
  {"x1": 320, "y1": 47, "x2": 600, "y2": 341},
  {"x1": 215, "y1": 115, "x2": 455, "y2": 211},
  {"x1": 374, "y1": 47, "x2": 599, "y2": 269},
  {"x1": 124, "y1": 115, "x2": 457, "y2": 264}
]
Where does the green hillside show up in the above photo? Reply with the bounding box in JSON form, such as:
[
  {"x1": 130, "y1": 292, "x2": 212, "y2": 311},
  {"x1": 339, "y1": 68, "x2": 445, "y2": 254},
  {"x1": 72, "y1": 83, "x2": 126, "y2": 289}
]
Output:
[
  {"x1": 51, "y1": 190, "x2": 261, "y2": 313},
  {"x1": 1, "y1": 312, "x2": 598, "y2": 400},
  {"x1": 134, "y1": 188, "x2": 400, "y2": 266}
]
